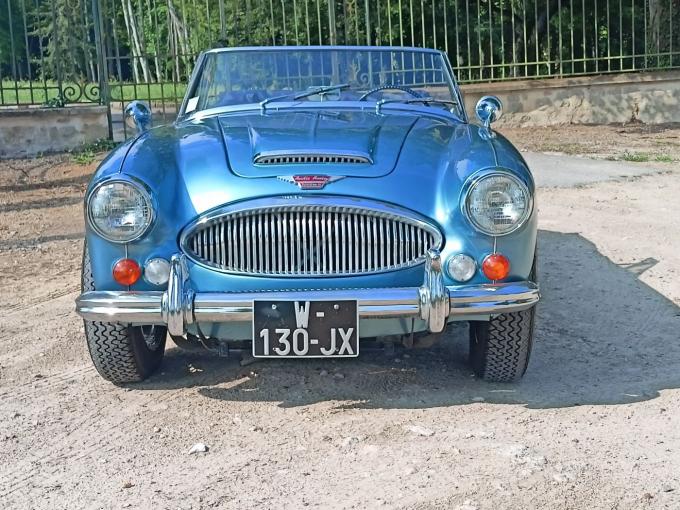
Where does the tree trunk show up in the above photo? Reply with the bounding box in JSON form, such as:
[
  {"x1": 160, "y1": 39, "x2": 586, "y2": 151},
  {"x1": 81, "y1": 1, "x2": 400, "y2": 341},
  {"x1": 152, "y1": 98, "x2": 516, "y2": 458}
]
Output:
[
  {"x1": 167, "y1": 0, "x2": 191, "y2": 80},
  {"x1": 81, "y1": 0, "x2": 96, "y2": 82},
  {"x1": 121, "y1": 0, "x2": 151, "y2": 82},
  {"x1": 111, "y1": 11, "x2": 124, "y2": 82},
  {"x1": 146, "y1": 0, "x2": 162, "y2": 82},
  {"x1": 120, "y1": 0, "x2": 140, "y2": 82},
  {"x1": 648, "y1": 0, "x2": 671, "y2": 54}
]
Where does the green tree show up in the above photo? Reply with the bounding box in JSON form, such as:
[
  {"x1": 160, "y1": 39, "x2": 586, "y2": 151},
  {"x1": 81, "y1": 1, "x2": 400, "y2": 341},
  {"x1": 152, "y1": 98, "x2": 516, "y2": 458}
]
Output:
[
  {"x1": 0, "y1": 0, "x2": 27, "y2": 79},
  {"x1": 34, "y1": 0, "x2": 97, "y2": 82}
]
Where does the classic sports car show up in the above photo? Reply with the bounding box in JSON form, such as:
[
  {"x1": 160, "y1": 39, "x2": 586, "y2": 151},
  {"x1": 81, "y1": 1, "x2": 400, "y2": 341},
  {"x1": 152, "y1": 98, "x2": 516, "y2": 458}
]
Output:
[{"x1": 76, "y1": 46, "x2": 539, "y2": 384}]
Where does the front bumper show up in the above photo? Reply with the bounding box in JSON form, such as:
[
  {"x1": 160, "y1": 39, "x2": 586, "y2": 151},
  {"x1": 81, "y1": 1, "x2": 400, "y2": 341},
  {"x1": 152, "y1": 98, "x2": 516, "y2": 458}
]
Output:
[{"x1": 75, "y1": 250, "x2": 540, "y2": 336}]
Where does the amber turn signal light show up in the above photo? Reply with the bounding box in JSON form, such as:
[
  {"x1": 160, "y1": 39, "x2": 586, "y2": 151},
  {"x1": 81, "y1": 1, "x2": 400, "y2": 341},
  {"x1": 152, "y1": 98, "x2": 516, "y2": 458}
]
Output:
[
  {"x1": 113, "y1": 258, "x2": 142, "y2": 286},
  {"x1": 482, "y1": 253, "x2": 510, "y2": 281}
]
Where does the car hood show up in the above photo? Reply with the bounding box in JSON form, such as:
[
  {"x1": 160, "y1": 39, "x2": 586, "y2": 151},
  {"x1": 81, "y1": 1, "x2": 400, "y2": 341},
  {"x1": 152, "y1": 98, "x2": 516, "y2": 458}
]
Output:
[
  {"x1": 218, "y1": 110, "x2": 418, "y2": 178},
  {"x1": 114, "y1": 108, "x2": 528, "y2": 223}
]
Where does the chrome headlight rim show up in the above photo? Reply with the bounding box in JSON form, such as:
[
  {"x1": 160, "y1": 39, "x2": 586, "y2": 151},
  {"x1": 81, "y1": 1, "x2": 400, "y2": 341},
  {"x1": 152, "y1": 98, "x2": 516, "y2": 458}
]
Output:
[
  {"x1": 86, "y1": 178, "x2": 156, "y2": 243},
  {"x1": 462, "y1": 169, "x2": 533, "y2": 237}
]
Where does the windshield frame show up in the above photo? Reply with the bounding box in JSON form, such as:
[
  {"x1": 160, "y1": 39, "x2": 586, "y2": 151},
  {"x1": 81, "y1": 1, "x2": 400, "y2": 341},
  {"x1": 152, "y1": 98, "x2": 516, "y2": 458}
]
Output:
[{"x1": 178, "y1": 46, "x2": 467, "y2": 122}]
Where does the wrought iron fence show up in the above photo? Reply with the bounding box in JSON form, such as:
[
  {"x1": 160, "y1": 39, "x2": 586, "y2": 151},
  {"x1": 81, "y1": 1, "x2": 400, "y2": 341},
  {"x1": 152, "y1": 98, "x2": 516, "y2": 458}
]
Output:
[{"x1": 1, "y1": 0, "x2": 679, "y2": 132}]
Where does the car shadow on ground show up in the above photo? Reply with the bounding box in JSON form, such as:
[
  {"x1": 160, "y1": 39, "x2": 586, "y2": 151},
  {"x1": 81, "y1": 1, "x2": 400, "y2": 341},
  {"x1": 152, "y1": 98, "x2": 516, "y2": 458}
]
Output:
[{"x1": 136, "y1": 229, "x2": 680, "y2": 410}]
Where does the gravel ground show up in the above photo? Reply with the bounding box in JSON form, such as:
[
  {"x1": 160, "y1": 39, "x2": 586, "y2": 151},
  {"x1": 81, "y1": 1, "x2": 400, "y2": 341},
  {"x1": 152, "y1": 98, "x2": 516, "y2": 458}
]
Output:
[{"x1": 1, "y1": 125, "x2": 679, "y2": 509}]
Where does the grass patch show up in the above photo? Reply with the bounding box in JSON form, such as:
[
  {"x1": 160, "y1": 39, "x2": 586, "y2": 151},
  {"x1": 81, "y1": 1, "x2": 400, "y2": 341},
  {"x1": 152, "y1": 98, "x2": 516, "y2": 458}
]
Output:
[
  {"x1": 620, "y1": 151, "x2": 651, "y2": 162},
  {"x1": 109, "y1": 82, "x2": 186, "y2": 103},
  {"x1": 654, "y1": 154, "x2": 675, "y2": 163},
  {"x1": 539, "y1": 143, "x2": 592, "y2": 155},
  {"x1": 71, "y1": 138, "x2": 119, "y2": 165},
  {"x1": 622, "y1": 152, "x2": 675, "y2": 163},
  {"x1": 1, "y1": 80, "x2": 186, "y2": 106}
]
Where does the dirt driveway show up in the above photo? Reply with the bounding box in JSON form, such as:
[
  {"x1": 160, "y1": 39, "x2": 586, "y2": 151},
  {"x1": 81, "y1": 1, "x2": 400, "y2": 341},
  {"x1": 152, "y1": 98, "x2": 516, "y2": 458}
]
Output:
[{"x1": 1, "y1": 126, "x2": 679, "y2": 509}]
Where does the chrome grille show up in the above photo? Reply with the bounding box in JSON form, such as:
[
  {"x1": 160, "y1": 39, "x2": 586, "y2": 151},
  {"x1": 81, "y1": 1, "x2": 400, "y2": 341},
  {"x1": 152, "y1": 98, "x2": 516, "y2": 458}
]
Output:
[
  {"x1": 182, "y1": 202, "x2": 441, "y2": 277},
  {"x1": 254, "y1": 151, "x2": 371, "y2": 165}
]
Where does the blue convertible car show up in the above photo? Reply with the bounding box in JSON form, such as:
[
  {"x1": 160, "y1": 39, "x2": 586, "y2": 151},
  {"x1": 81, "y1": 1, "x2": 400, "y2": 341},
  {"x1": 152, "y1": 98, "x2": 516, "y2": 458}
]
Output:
[{"x1": 76, "y1": 46, "x2": 539, "y2": 384}]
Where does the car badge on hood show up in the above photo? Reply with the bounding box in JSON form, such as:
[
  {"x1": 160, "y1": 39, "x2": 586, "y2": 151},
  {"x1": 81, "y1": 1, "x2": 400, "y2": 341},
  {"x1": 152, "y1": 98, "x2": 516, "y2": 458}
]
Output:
[{"x1": 278, "y1": 175, "x2": 345, "y2": 190}]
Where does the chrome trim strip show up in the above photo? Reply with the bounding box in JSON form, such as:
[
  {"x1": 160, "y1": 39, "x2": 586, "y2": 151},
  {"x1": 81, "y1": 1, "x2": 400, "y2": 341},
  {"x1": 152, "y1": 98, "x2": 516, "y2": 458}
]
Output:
[
  {"x1": 202, "y1": 45, "x2": 445, "y2": 55},
  {"x1": 179, "y1": 196, "x2": 443, "y2": 278},
  {"x1": 75, "y1": 253, "x2": 540, "y2": 335},
  {"x1": 76, "y1": 291, "x2": 165, "y2": 323}
]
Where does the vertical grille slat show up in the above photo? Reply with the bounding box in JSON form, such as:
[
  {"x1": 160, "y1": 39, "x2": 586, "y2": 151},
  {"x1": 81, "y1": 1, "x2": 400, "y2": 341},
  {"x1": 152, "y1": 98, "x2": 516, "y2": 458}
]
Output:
[
  {"x1": 348, "y1": 214, "x2": 355, "y2": 273},
  {"x1": 397, "y1": 222, "x2": 403, "y2": 267},
  {"x1": 238, "y1": 217, "x2": 244, "y2": 272},
  {"x1": 340, "y1": 213, "x2": 347, "y2": 274},
  {"x1": 283, "y1": 212, "x2": 289, "y2": 274},
  {"x1": 352, "y1": 213, "x2": 359, "y2": 272},
  {"x1": 359, "y1": 214, "x2": 366, "y2": 272},
  {"x1": 378, "y1": 218, "x2": 385, "y2": 267},
  {"x1": 264, "y1": 212, "x2": 270, "y2": 273},
  {"x1": 366, "y1": 215, "x2": 372, "y2": 271},
  {"x1": 276, "y1": 212, "x2": 283, "y2": 273},
  {"x1": 386, "y1": 219, "x2": 392, "y2": 268},
  {"x1": 243, "y1": 217, "x2": 249, "y2": 272},
  {"x1": 184, "y1": 204, "x2": 440, "y2": 277},
  {"x1": 321, "y1": 212, "x2": 327, "y2": 273},
  {"x1": 231, "y1": 216, "x2": 237, "y2": 272},
  {"x1": 219, "y1": 222, "x2": 225, "y2": 267},
  {"x1": 333, "y1": 213, "x2": 340, "y2": 274},
  {"x1": 371, "y1": 216, "x2": 378, "y2": 272}
]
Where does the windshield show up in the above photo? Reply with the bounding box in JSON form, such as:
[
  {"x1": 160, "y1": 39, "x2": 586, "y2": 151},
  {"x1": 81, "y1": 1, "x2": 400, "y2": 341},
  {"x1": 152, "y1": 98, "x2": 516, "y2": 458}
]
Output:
[{"x1": 183, "y1": 47, "x2": 459, "y2": 115}]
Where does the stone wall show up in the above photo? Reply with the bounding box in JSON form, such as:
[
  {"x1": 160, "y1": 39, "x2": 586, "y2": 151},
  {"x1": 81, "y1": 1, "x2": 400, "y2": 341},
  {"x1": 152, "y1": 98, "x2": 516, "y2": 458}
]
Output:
[
  {"x1": 1, "y1": 72, "x2": 680, "y2": 158},
  {"x1": 0, "y1": 106, "x2": 109, "y2": 158},
  {"x1": 461, "y1": 71, "x2": 680, "y2": 127}
]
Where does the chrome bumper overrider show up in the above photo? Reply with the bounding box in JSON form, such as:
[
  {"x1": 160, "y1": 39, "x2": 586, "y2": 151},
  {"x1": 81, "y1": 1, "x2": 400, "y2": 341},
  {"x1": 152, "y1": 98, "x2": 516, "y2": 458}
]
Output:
[{"x1": 75, "y1": 250, "x2": 540, "y2": 337}]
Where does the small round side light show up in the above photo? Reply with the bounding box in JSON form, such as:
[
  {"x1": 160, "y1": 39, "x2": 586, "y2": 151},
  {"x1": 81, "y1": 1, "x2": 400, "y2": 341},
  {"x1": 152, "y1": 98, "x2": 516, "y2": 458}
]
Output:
[
  {"x1": 113, "y1": 258, "x2": 142, "y2": 286},
  {"x1": 144, "y1": 258, "x2": 171, "y2": 286},
  {"x1": 447, "y1": 254, "x2": 477, "y2": 282},
  {"x1": 482, "y1": 253, "x2": 510, "y2": 281}
]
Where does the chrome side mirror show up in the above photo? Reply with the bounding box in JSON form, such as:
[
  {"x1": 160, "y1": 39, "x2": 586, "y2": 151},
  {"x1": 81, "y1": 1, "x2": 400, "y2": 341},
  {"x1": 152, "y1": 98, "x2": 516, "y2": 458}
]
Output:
[
  {"x1": 124, "y1": 100, "x2": 152, "y2": 134},
  {"x1": 475, "y1": 95, "x2": 503, "y2": 128}
]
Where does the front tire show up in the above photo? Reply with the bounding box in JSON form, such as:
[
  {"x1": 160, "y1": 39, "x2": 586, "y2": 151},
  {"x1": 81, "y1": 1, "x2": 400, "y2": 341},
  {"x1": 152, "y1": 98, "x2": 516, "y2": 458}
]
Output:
[
  {"x1": 82, "y1": 242, "x2": 166, "y2": 383},
  {"x1": 468, "y1": 306, "x2": 536, "y2": 382}
]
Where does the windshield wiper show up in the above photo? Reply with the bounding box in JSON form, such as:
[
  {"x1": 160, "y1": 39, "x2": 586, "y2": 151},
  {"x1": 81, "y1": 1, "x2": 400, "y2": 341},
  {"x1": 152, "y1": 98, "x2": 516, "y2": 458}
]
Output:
[
  {"x1": 375, "y1": 98, "x2": 459, "y2": 114},
  {"x1": 260, "y1": 83, "x2": 350, "y2": 110}
]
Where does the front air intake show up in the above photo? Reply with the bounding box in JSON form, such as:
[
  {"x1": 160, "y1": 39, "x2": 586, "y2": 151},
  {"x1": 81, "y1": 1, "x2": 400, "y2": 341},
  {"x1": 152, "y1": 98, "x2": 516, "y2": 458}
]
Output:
[
  {"x1": 181, "y1": 198, "x2": 442, "y2": 277},
  {"x1": 253, "y1": 150, "x2": 372, "y2": 165}
]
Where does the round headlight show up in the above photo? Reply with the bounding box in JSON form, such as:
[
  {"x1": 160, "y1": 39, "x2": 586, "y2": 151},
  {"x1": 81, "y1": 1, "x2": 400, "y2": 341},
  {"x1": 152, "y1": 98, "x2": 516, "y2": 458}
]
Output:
[
  {"x1": 464, "y1": 172, "x2": 532, "y2": 236},
  {"x1": 88, "y1": 180, "x2": 154, "y2": 242}
]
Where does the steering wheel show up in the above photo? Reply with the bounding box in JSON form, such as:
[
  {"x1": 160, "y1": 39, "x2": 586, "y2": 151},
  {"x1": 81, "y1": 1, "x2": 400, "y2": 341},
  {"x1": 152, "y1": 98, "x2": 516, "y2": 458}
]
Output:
[{"x1": 359, "y1": 85, "x2": 422, "y2": 101}]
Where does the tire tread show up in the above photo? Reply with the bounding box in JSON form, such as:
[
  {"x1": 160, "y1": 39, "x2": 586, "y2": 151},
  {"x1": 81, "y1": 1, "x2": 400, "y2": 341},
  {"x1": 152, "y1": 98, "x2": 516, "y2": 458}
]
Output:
[{"x1": 472, "y1": 308, "x2": 535, "y2": 382}]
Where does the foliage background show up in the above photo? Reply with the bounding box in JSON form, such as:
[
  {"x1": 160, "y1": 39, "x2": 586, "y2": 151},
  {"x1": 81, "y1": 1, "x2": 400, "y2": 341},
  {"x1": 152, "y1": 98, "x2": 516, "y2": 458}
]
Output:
[{"x1": 1, "y1": 0, "x2": 679, "y2": 104}]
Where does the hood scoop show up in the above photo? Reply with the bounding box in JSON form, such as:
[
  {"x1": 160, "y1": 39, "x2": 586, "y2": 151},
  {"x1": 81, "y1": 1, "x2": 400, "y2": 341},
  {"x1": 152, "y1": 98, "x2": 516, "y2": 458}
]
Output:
[
  {"x1": 219, "y1": 110, "x2": 418, "y2": 178},
  {"x1": 254, "y1": 150, "x2": 372, "y2": 165}
]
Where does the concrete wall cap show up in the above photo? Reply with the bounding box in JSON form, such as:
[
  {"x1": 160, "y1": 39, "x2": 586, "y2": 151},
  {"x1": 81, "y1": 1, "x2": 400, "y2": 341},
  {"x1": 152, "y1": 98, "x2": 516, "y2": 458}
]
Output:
[
  {"x1": 0, "y1": 105, "x2": 108, "y2": 117},
  {"x1": 461, "y1": 70, "x2": 680, "y2": 93}
]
